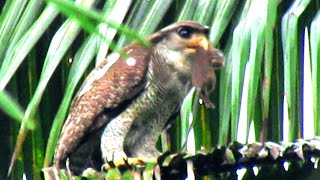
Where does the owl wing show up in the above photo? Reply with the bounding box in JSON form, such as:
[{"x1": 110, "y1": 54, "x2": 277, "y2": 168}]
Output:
[{"x1": 54, "y1": 44, "x2": 151, "y2": 168}]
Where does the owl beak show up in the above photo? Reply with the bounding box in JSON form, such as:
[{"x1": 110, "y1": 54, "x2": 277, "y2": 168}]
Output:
[
  {"x1": 198, "y1": 36, "x2": 209, "y2": 50},
  {"x1": 186, "y1": 34, "x2": 210, "y2": 51}
]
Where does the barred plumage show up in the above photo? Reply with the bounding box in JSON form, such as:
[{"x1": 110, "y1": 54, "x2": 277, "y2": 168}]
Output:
[{"x1": 52, "y1": 21, "x2": 224, "y2": 175}]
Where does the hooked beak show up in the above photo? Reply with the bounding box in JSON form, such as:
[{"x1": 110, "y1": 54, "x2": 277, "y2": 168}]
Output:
[
  {"x1": 186, "y1": 34, "x2": 210, "y2": 50},
  {"x1": 197, "y1": 36, "x2": 209, "y2": 50}
]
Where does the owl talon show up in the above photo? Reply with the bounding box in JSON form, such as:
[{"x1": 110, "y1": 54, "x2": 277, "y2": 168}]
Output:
[
  {"x1": 102, "y1": 162, "x2": 113, "y2": 171},
  {"x1": 127, "y1": 157, "x2": 145, "y2": 167},
  {"x1": 103, "y1": 150, "x2": 128, "y2": 169},
  {"x1": 102, "y1": 157, "x2": 147, "y2": 171}
]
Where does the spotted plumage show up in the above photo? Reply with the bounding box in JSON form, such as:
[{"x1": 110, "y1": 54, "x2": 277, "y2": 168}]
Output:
[{"x1": 53, "y1": 21, "x2": 224, "y2": 174}]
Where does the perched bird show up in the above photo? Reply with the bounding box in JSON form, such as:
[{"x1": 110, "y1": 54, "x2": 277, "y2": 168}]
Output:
[{"x1": 53, "y1": 21, "x2": 224, "y2": 174}]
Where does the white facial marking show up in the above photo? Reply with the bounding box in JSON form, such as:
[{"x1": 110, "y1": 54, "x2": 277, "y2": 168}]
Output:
[{"x1": 78, "y1": 53, "x2": 121, "y2": 97}]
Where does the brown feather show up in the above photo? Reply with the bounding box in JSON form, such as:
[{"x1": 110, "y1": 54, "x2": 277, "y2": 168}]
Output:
[{"x1": 54, "y1": 44, "x2": 150, "y2": 168}]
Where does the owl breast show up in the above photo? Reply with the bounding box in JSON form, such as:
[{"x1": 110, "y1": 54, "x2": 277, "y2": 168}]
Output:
[{"x1": 101, "y1": 72, "x2": 193, "y2": 159}]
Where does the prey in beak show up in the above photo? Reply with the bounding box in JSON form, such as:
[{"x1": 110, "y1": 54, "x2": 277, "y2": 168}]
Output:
[{"x1": 191, "y1": 43, "x2": 224, "y2": 108}]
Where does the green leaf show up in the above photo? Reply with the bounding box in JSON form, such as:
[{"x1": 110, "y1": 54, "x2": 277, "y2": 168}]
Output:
[
  {"x1": 0, "y1": 0, "x2": 28, "y2": 61},
  {"x1": 310, "y1": 11, "x2": 320, "y2": 135},
  {"x1": 47, "y1": 0, "x2": 150, "y2": 46},
  {"x1": 281, "y1": 0, "x2": 311, "y2": 141},
  {"x1": 137, "y1": 0, "x2": 174, "y2": 36},
  {"x1": 0, "y1": 4, "x2": 59, "y2": 90},
  {"x1": 210, "y1": 0, "x2": 240, "y2": 46},
  {"x1": 262, "y1": 0, "x2": 277, "y2": 140},
  {"x1": 0, "y1": 90, "x2": 34, "y2": 129}
]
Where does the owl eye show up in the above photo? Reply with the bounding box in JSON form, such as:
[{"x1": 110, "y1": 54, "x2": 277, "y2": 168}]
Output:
[
  {"x1": 177, "y1": 27, "x2": 194, "y2": 39},
  {"x1": 203, "y1": 29, "x2": 210, "y2": 37}
]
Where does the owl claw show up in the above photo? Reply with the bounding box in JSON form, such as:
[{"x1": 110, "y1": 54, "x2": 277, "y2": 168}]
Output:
[
  {"x1": 102, "y1": 162, "x2": 113, "y2": 171},
  {"x1": 103, "y1": 150, "x2": 127, "y2": 169},
  {"x1": 102, "y1": 151, "x2": 146, "y2": 171},
  {"x1": 102, "y1": 158, "x2": 146, "y2": 171},
  {"x1": 127, "y1": 157, "x2": 145, "y2": 167}
]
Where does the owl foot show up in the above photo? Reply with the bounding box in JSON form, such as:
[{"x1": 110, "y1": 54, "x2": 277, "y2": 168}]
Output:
[
  {"x1": 103, "y1": 150, "x2": 127, "y2": 169},
  {"x1": 102, "y1": 157, "x2": 145, "y2": 171},
  {"x1": 102, "y1": 150, "x2": 146, "y2": 171}
]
